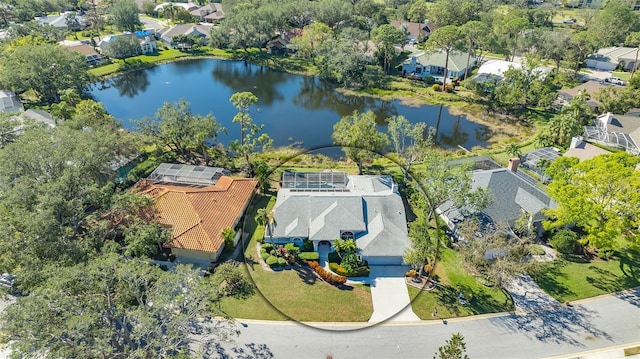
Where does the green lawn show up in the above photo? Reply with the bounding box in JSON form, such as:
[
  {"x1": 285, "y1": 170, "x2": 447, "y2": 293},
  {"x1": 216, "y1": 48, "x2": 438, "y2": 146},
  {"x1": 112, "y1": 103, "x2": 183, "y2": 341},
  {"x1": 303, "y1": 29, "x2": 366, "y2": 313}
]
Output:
[
  {"x1": 531, "y1": 250, "x2": 640, "y2": 303},
  {"x1": 219, "y1": 194, "x2": 374, "y2": 322},
  {"x1": 409, "y1": 248, "x2": 513, "y2": 319},
  {"x1": 612, "y1": 71, "x2": 633, "y2": 81}
]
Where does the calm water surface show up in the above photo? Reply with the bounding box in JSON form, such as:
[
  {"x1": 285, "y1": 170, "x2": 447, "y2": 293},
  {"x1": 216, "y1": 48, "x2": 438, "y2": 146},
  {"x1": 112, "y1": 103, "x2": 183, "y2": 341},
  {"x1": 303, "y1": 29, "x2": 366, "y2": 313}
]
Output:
[{"x1": 91, "y1": 59, "x2": 491, "y2": 152}]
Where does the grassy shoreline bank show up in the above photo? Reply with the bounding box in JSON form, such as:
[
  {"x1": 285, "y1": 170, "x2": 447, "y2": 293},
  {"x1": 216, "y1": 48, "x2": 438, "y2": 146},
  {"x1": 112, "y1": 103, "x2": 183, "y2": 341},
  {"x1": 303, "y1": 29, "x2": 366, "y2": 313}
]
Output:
[{"x1": 90, "y1": 46, "x2": 547, "y2": 153}]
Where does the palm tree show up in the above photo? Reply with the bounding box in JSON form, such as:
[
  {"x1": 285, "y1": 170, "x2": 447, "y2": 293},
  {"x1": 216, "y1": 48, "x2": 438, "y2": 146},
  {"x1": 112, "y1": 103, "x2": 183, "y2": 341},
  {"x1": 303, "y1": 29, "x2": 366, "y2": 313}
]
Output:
[
  {"x1": 505, "y1": 143, "x2": 522, "y2": 159},
  {"x1": 255, "y1": 208, "x2": 277, "y2": 245}
]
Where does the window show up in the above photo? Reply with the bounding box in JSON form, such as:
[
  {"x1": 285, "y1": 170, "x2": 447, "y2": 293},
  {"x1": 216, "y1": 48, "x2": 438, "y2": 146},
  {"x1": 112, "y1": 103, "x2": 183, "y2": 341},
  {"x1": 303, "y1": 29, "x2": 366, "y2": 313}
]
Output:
[{"x1": 340, "y1": 231, "x2": 354, "y2": 240}]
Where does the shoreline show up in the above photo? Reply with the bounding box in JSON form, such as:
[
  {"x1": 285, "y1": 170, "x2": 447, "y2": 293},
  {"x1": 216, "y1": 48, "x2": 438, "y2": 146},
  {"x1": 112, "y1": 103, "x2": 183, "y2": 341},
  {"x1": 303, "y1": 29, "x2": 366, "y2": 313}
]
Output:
[{"x1": 92, "y1": 50, "x2": 539, "y2": 152}]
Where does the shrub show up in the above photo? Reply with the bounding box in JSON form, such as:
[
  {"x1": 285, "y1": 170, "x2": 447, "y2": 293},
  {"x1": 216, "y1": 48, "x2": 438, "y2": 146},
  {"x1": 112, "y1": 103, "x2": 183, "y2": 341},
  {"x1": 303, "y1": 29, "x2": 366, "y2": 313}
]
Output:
[
  {"x1": 257, "y1": 236, "x2": 264, "y2": 244},
  {"x1": 277, "y1": 257, "x2": 287, "y2": 266},
  {"x1": 405, "y1": 269, "x2": 417, "y2": 277},
  {"x1": 266, "y1": 255, "x2": 279, "y2": 267},
  {"x1": 314, "y1": 266, "x2": 347, "y2": 285},
  {"x1": 550, "y1": 228, "x2": 580, "y2": 255},
  {"x1": 423, "y1": 264, "x2": 432, "y2": 274},
  {"x1": 327, "y1": 252, "x2": 341, "y2": 263},
  {"x1": 332, "y1": 274, "x2": 347, "y2": 285},
  {"x1": 308, "y1": 260, "x2": 319, "y2": 269},
  {"x1": 424, "y1": 76, "x2": 436, "y2": 85},
  {"x1": 329, "y1": 262, "x2": 344, "y2": 274},
  {"x1": 432, "y1": 83, "x2": 441, "y2": 91},
  {"x1": 262, "y1": 244, "x2": 273, "y2": 253},
  {"x1": 330, "y1": 262, "x2": 369, "y2": 277},
  {"x1": 260, "y1": 251, "x2": 270, "y2": 261},
  {"x1": 301, "y1": 239, "x2": 314, "y2": 252},
  {"x1": 284, "y1": 243, "x2": 297, "y2": 251},
  {"x1": 299, "y1": 252, "x2": 319, "y2": 261}
]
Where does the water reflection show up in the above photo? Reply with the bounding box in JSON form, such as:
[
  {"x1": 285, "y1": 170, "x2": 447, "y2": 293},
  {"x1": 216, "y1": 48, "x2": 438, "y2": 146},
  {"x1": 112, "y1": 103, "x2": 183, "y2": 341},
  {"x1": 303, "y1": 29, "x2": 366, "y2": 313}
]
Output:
[
  {"x1": 109, "y1": 70, "x2": 150, "y2": 98},
  {"x1": 210, "y1": 61, "x2": 288, "y2": 106},
  {"x1": 91, "y1": 58, "x2": 491, "y2": 151},
  {"x1": 293, "y1": 77, "x2": 397, "y2": 121}
]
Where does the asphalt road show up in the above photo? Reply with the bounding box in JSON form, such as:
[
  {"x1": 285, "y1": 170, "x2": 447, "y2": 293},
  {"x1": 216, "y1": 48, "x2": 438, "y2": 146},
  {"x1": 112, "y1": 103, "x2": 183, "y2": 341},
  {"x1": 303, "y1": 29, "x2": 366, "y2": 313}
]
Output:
[{"x1": 214, "y1": 288, "x2": 640, "y2": 359}]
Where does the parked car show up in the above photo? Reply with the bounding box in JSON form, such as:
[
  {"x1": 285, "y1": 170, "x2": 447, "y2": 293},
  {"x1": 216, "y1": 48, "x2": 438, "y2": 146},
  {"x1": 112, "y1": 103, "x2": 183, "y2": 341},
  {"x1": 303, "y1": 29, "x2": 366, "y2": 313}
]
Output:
[
  {"x1": 605, "y1": 77, "x2": 626, "y2": 86},
  {"x1": 562, "y1": 18, "x2": 577, "y2": 24},
  {"x1": 0, "y1": 273, "x2": 15, "y2": 292}
]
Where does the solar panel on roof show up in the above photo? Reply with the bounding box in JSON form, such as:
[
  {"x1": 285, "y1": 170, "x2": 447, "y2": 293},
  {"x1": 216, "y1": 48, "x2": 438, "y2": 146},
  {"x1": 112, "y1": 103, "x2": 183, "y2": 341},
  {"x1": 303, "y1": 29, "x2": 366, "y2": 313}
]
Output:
[
  {"x1": 147, "y1": 163, "x2": 229, "y2": 185},
  {"x1": 281, "y1": 171, "x2": 349, "y2": 191}
]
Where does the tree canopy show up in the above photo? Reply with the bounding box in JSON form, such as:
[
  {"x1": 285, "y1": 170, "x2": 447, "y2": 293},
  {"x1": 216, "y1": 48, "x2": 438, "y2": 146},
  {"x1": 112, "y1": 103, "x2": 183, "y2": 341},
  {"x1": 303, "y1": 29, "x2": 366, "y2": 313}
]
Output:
[
  {"x1": 2, "y1": 254, "x2": 238, "y2": 358},
  {"x1": 545, "y1": 153, "x2": 640, "y2": 255},
  {"x1": 332, "y1": 110, "x2": 389, "y2": 175},
  {"x1": 0, "y1": 42, "x2": 91, "y2": 104},
  {"x1": 110, "y1": 0, "x2": 142, "y2": 32},
  {"x1": 135, "y1": 99, "x2": 225, "y2": 165}
]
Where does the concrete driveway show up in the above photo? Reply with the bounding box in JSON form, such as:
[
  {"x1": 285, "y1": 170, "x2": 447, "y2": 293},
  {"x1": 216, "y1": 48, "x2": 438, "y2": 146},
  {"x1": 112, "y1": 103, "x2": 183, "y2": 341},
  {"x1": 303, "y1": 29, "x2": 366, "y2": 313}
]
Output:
[{"x1": 367, "y1": 266, "x2": 420, "y2": 323}]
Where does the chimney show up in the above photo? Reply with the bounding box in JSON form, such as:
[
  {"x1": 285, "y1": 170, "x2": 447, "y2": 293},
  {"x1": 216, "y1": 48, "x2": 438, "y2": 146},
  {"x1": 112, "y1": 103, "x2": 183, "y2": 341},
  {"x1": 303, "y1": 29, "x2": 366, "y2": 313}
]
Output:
[{"x1": 508, "y1": 157, "x2": 520, "y2": 172}]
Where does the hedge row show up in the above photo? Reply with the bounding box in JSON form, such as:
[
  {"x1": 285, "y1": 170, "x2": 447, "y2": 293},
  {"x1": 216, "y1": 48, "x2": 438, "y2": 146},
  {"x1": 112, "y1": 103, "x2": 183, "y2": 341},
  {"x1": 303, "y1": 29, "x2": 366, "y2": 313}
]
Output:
[
  {"x1": 308, "y1": 261, "x2": 347, "y2": 286},
  {"x1": 299, "y1": 252, "x2": 319, "y2": 261},
  {"x1": 329, "y1": 263, "x2": 370, "y2": 277}
]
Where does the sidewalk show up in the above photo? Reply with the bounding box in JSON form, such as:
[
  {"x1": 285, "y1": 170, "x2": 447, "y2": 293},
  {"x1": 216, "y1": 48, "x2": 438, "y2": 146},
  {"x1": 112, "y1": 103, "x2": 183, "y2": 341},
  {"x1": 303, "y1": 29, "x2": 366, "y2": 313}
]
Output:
[{"x1": 543, "y1": 342, "x2": 640, "y2": 359}]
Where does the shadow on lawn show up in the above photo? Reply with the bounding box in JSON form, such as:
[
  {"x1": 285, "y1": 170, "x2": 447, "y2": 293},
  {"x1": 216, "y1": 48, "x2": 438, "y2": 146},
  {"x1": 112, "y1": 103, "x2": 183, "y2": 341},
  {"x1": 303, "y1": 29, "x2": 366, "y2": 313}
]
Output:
[
  {"x1": 293, "y1": 265, "x2": 317, "y2": 285},
  {"x1": 530, "y1": 260, "x2": 575, "y2": 300},
  {"x1": 434, "y1": 284, "x2": 509, "y2": 316},
  {"x1": 488, "y1": 303, "x2": 613, "y2": 347}
]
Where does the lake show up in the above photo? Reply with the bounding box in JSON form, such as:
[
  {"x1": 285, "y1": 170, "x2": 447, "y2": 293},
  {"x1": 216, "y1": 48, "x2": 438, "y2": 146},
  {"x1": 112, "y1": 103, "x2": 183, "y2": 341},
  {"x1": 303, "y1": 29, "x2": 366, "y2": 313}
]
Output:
[{"x1": 91, "y1": 59, "x2": 491, "y2": 153}]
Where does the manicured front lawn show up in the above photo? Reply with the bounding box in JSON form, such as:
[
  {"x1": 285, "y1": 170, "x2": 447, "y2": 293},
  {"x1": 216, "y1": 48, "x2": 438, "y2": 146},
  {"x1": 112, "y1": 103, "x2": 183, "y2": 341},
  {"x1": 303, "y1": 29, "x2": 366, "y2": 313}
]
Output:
[
  {"x1": 612, "y1": 71, "x2": 633, "y2": 81},
  {"x1": 229, "y1": 264, "x2": 373, "y2": 322},
  {"x1": 219, "y1": 193, "x2": 374, "y2": 322},
  {"x1": 409, "y1": 248, "x2": 513, "y2": 319},
  {"x1": 530, "y1": 250, "x2": 640, "y2": 303}
]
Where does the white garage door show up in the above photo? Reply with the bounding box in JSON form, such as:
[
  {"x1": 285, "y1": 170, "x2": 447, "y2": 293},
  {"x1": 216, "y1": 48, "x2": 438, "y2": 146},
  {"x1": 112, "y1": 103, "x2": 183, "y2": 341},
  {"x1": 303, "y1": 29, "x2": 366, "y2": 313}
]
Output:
[{"x1": 365, "y1": 256, "x2": 403, "y2": 266}]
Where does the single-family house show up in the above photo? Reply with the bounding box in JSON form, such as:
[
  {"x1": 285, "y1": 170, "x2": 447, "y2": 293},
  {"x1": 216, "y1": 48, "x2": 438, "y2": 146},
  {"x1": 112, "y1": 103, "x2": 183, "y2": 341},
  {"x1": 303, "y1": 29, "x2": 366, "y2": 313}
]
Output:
[
  {"x1": 135, "y1": 163, "x2": 257, "y2": 264},
  {"x1": 266, "y1": 29, "x2": 302, "y2": 54},
  {"x1": 401, "y1": 50, "x2": 476, "y2": 81},
  {"x1": 99, "y1": 31, "x2": 157, "y2": 55},
  {"x1": 390, "y1": 20, "x2": 437, "y2": 43},
  {"x1": 159, "y1": 24, "x2": 211, "y2": 48},
  {"x1": 564, "y1": 0, "x2": 603, "y2": 8},
  {"x1": 268, "y1": 171, "x2": 410, "y2": 266},
  {"x1": 473, "y1": 59, "x2": 521, "y2": 83},
  {"x1": 563, "y1": 136, "x2": 611, "y2": 162},
  {"x1": 586, "y1": 47, "x2": 640, "y2": 71},
  {"x1": 35, "y1": 11, "x2": 87, "y2": 29},
  {"x1": 584, "y1": 112, "x2": 640, "y2": 155},
  {"x1": 473, "y1": 59, "x2": 550, "y2": 84},
  {"x1": 190, "y1": 2, "x2": 225, "y2": 23},
  {"x1": 0, "y1": 90, "x2": 23, "y2": 113},
  {"x1": 19, "y1": 109, "x2": 56, "y2": 128},
  {"x1": 155, "y1": 2, "x2": 199, "y2": 13},
  {"x1": 7, "y1": 109, "x2": 57, "y2": 137},
  {"x1": 439, "y1": 159, "x2": 556, "y2": 240},
  {"x1": 557, "y1": 80, "x2": 606, "y2": 110},
  {"x1": 67, "y1": 43, "x2": 106, "y2": 66}
]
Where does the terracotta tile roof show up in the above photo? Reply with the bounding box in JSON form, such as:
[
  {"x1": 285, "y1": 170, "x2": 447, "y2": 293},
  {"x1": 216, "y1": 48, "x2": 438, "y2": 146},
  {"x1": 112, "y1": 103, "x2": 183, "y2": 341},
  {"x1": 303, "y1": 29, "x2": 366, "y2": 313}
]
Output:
[{"x1": 135, "y1": 176, "x2": 257, "y2": 253}]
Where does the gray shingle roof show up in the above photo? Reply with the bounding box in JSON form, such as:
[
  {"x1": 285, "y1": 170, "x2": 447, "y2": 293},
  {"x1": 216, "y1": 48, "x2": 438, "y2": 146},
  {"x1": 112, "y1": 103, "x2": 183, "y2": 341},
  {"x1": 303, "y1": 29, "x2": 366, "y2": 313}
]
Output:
[
  {"x1": 271, "y1": 174, "x2": 410, "y2": 259},
  {"x1": 475, "y1": 169, "x2": 555, "y2": 223},
  {"x1": 440, "y1": 168, "x2": 555, "y2": 226}
]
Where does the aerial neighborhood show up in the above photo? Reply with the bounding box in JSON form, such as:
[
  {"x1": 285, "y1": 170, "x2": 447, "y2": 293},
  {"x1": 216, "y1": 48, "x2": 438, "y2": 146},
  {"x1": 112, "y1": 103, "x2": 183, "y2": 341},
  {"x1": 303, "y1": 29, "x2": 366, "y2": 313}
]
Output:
[{"x1": 1, "y1": 0, "x2": 640, "y2": 357}]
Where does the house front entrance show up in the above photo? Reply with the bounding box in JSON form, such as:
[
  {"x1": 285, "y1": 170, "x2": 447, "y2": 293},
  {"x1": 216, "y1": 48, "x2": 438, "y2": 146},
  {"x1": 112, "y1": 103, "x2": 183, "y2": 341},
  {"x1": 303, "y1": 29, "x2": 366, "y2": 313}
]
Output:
[{"x1": 317, "y1": 241, "x2": 331, "y2": 265}]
